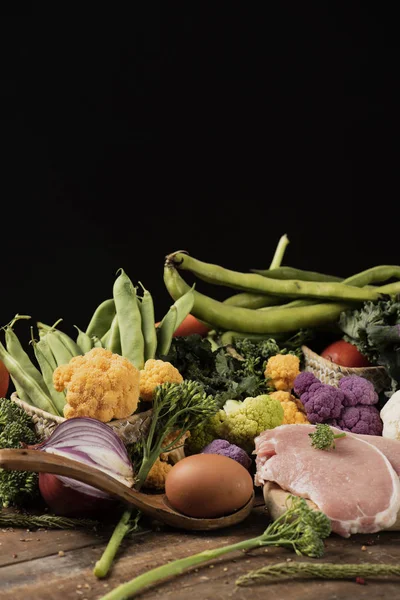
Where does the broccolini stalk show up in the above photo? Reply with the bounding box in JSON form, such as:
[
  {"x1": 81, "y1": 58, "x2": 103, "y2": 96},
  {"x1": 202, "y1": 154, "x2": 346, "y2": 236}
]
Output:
[
  {"x1": 309, "y1": 423, "x2": 346, "y2": 451},
  {"x1": 236, "y1": 561, "x2": 400, "y2": 585},
  {"x1": 93, "y1": 380, "x2": 219, "y2": 580},
  {"x1": 98, "y1": 496, "x2": 331, "y2": 600},
  {"x1": 135, "y1": 379, "x2": 219, "y2": 489},
  {"x1": 93, "y1": 510, "x2": 142, "y2": 579}
]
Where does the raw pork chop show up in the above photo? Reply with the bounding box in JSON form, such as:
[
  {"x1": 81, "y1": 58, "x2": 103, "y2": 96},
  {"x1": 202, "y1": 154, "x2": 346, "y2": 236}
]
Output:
[
  {"x1": 356, "y1": 434, "x2": 400, "y2": 475},
  {"x1": 254, "y1": 424, "x2": 400, "y2": 537}
]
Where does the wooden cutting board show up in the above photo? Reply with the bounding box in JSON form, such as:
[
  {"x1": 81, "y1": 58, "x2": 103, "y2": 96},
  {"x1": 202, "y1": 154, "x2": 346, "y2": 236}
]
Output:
[{"x1": 263, "y1": 481, "x2": 400, "y2": 531}]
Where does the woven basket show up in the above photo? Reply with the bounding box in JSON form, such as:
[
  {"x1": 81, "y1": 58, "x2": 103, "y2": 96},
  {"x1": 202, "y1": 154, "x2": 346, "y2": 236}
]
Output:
[
  {"x1": 301, "y1": 345, "x2": 391, "y2": 394},
  {"x1": 10, "y1": 392, "x2": 152, "y2": 446}
]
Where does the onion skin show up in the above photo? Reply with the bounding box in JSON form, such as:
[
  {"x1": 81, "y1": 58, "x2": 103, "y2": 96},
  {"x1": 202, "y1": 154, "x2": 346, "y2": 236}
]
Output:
[{"x1": 39, "y1": 473, "x2": 117, "y2": 518}]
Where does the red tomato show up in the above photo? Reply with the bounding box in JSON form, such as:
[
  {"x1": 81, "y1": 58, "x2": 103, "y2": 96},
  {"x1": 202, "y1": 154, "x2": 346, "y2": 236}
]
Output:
[
  {"x1": 173, "y1": 314, "x2": 210, "y2": 337},
  {"x1": 320, "y1": 340, "x2": 371, "y2": 368},
  {"x1": 0, "y1": 359, "x2": 10, "y2": 398}
]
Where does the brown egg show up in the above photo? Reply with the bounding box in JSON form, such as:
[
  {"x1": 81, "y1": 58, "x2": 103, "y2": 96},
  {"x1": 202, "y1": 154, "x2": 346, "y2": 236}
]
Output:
[{"x1": 165, "y1": 453, "x2": 254, "y2": 518}]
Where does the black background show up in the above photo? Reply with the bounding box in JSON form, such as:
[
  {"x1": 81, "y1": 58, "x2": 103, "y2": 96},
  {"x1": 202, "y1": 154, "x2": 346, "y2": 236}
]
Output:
[{"x1": 1, "y1": 3, "x2": 399, "y2": 340}]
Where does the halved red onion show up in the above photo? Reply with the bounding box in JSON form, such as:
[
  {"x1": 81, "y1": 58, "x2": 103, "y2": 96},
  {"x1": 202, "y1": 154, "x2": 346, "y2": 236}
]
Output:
[{"x1": 38, "y1": 417, "x2": 135, "y2": 517}]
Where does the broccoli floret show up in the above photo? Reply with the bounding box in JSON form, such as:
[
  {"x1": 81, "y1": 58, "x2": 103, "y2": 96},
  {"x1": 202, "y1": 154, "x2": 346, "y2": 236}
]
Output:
[
  {"x1": 309, "y1": 424, "x2": 346, "y2": 450},
  {"x1": 0, "y1": 397, "x2": 39, "y2": 508}
]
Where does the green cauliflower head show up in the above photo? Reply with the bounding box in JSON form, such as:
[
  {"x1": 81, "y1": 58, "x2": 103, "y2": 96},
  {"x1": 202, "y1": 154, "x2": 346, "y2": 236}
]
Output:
[{"x1": 187, "y1": 394, "x2": 284, "y2": 455}]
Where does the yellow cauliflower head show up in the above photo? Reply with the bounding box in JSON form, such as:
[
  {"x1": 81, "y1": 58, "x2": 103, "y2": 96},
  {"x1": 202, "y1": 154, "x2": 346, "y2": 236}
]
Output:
[
  {"x1": 264, "y1": 353, "x2": 300, "y2": 391},
  {"x1": 269, "y1": 390, "x2": 309, "y2": 425},
  {"x1": 53, "y1": 347, "x2": 140, "y2": 422},
  {"x1": 139, "y1": 358, "x2": 183, "y2": 402}
]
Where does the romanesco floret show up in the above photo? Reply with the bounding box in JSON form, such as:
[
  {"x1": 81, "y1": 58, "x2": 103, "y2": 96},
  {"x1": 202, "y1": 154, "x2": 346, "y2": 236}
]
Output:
[
  {"x1": 139, "y1": 359, "x2": 183, "y2": 402},
  {"x1": 214, "y1": 394, "x2": 284, "y2": 453},
  {"x1": 53, "y1": 347, "x2": 140, "y2": 422},
  {"x1": 187, "y1": 394, "x2": 284, "y2": 454},
  {"x1": 264, "y1": 354, "x2": 301, "y2": 391}
]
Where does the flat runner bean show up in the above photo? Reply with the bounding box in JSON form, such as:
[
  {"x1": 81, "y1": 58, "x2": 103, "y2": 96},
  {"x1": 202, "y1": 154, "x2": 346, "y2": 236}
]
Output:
[{"x1": 166, "y1": 252, "x2": 396, "y2": 303}]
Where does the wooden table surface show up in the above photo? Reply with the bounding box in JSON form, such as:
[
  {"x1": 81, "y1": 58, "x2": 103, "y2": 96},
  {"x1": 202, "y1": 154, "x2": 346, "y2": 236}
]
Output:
[{"x1": 1, "y1": 500, "x2": 400, "y2": 600}]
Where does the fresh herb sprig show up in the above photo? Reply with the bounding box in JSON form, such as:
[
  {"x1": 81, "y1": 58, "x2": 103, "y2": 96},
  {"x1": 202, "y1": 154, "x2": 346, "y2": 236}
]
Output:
[{"x1": 236, "y1": 561, "x2": 400, "y2": 585}]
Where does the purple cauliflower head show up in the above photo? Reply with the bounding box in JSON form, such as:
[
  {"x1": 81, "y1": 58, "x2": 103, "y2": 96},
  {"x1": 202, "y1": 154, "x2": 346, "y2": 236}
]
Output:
[
  {"x1": 201, "y1": 439, "x2": 252, "y2": 470},
  {"x1": 335, "y1": 404, "x2": 383, "y2": 435},
  {"x1": 338, "y1": 375, "x2": 379, "y2": 407},
  {"x1": 293, "y1": 371, "x2": 321, "y2": 397},
  {"x1": 301, "y1": 383, "x2": 345, "y2": 424}
]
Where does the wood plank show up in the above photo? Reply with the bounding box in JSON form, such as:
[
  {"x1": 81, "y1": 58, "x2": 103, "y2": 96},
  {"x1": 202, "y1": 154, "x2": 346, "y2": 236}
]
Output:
[{"x1": 1, "y1": 505, "x2": 400, "y2": 599}]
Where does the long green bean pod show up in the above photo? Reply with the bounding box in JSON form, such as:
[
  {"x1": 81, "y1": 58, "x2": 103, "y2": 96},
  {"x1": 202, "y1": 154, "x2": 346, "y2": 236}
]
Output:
[
  {"x1": 37, "y1": 322, "x2": 82, "y2": 358},
  {"x1": 268, "y1": 233, "x2": 290, "y2": 269},
  {"x1": 9, "y1": 375, "x2": 32, "y2": 405},
  {"x1": 223, "y1": 234, "x2": 291, "y2": 308},
  {"x1": 4, "y1": 322, "x2": 50, "y2": 396},
  {"x1": 85, "y1": 298, "x2": 116, "y2": 339},
  {"x1": 138, "y1": 283, "x2": 157, "y2": 362},
  {"x1": 223, "y1": 293, "x2": 286, "y2": 308},
  {"x1": 32, "y1": 337, "x2": 66, "y2": 416},
  {"x1": 166, "y1": 252, "x2": 397, "y2": 303},
  {"x1": 163, "y1": 263, "x2": 352, "y2": 334},
  {"x1": 74, "y1": 326, "x2": 93, "y2": 353},
  {"x1": 105, "y1": 315, "x2": 122, "y2": 354},
  {"x1": 156, "y1": 286, "x2": 195, "y2": 357},
  {"x1": 252, "y1": 266, "x2": 343, "y2": 282},
  {"x1": 113, "y1": 269, "x2": 144, "y2": 369},
  {"x1": 0, "y1": 341, "x2": 59, "y2": 414},
  {"x1": 42, "y1": 331, "x2": 77, "y2": 367}
]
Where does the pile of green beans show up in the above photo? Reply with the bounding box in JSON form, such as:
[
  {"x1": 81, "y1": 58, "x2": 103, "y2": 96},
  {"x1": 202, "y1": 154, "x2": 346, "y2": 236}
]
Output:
[
  {"x1": 163, "y1": 250, "x2": 400, "y2": 338},
  {"x1": 0, "y1": 269, "x2": 196, "y2": 417}
]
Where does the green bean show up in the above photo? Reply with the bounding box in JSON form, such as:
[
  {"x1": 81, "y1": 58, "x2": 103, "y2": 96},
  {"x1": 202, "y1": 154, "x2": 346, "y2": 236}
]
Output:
[
  {"x1": 4, "y1": 323, "x2": 50, "y2": 396},
  {"x1": 85, "y1": 298, "x2": 116, "y2": 339},
  {"x1": 0, "y1": 340, "x2": 59, "y2": 414},
  {"x1": 138, "y1": 283, "x2": 157, "y2": 362},
  {"x1": 113, "y1": 269, "x2": 144, "y2": 369},
  {"x1": 32, "y1": 338, "x2": 66, "y2": 416},
  {"x1": 74, "y1": 326, "x2": 93, "y2": 353},
  {"x1": 166, "y1": 252, "x2": 394, "y2": 303},
  {"x1": 42, "y1": 331, "x2": 76, "y2": 367},
  {"x1": 37, "y1": 322, "x2": 82, "y2": 357},
  {"x1": 9, "y1": 375, "x2": 32, "y2": 405},
  {"x1": 223, "y1": 293, "x2": 286, "y2": 308},
  {"x1": 251, "y1": 266, "x2": 343, "y2": 282},
  {"x1": 92, "y1": 335, "x2": 104, "y2": 348},
  {"x1": 223, "y1": 264, "x2": 388, "y2": 308},
  {"x1": 223, "y1": 234, "x2": 290, "y2": 308},
  {"x1": 156, "y1": 285, "x2": 195, "y2": 357},
  {"x1": 219, "y1": 330, "x2": 292, "y2": 345},
  {"x1": 163, "y1": 263, "x2": 353, "y2": 334},
  {"x1": 105, "y1": 315, "x2": 121, "y2": 354},
  {"x1": 268, "y1": 233, "x2": 290, "y2": 269},
  {"x1": 343, "y1": 265, "x2": 400, "y2": 286}
]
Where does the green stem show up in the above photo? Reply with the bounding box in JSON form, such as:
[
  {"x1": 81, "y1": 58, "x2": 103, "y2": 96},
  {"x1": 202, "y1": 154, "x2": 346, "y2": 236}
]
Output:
[
  {"x1": 93, "y1": 508, "x2": 133, "y2": 579},
  {"x1": 99, "y1": 535, "x2": 266, "y2": 599}
]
